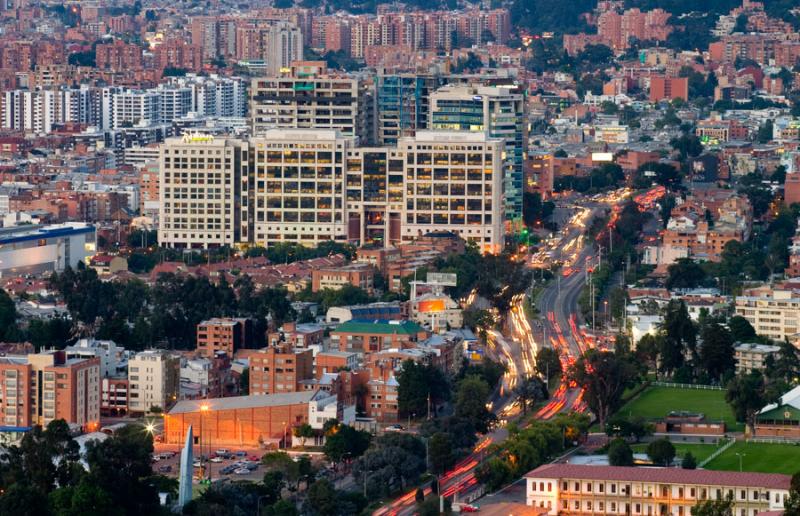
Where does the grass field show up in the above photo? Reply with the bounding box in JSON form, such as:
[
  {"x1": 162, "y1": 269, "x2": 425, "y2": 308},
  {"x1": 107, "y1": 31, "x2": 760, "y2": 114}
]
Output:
[
  {"x1": 631, "y1": 442, "x2": 720, "y2": 464},
  {"x1": 618, "y1": 386, "x2": 743, "y2": 432},
  {"x1": 704, "y1": 442, "x2": 800, "y2": 475}
]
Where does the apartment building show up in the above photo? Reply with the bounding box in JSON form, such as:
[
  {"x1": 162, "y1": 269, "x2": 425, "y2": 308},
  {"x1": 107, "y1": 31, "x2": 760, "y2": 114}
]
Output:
[
  {"x1": 112, "y1": 90, "x2": 161, "y2": 128},
  {"x1": 196, "y1": 317, "x2": 252, "y2": 358},
  {"x1": 127, "y1": 350, "x2": 180, "y2": 414},
  {"x1": 734, "y1": 343, "x2": 781, "y2": 374},
  {"x1": 249, "y1": 344, "x2": 314, "y2": 395},
  {"x1": 158, "y1": 134, "x2": 248, "y2": 249},
  {"x1": 429, "y1": 84, "x2": 525, "y2": 221},
  {"x1": 250, "y1": 66, "x2": 374, "y2": 143},
  {"x1": 735, "y1": 287, "x2": 800, "y2": 342},
  {"x1": 265, "y1": 21, "x2": 304, "y2": 76},
  {"x1": 526, "y1": 464, "x2": 790, "y2": 516},
  {"x1": 311, "y1": 263, "x2": 374, "y2": 294},
  {"x1": 0, "y1": 351, "x2": 100, "y2": 429}
]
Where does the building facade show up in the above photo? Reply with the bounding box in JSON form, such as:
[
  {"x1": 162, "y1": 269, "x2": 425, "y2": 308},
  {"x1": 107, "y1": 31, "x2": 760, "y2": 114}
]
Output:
[
  {"x1": 526, "y1": 464, "x2": 790, "y2": 516},
  {"x1": 127, "y1": 350, "x2": 180, "y2": 414}
]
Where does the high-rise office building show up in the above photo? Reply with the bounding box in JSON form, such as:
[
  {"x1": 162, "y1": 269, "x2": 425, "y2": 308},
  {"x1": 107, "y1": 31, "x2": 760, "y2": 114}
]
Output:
[
  {"x1": 429, "y1": 84, "x2": 526, "y2": 221},
  {"x1": 158, "y1": 135, "x2": 249, "y2": 249},
  {"x1": 376, "y1": 74, "x2": 448, "y2": 145},
  {"x1": 158, "y1": 129, "x2": 505, "y2": 253},
  {"x1": 248, "y1": 129, "x2": 351, "y2": 248},
  {"x1": 250, "y1": 65, "x2": 375, "y2": 144},
  {"x1": 398, "y1": 130, "x2": 505, "y2": 254}
]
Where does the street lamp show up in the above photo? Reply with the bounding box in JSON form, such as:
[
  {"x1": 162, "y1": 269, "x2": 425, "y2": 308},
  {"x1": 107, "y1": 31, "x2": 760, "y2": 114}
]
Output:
[
  {"x1": 735, "y1": 453, "x2": 746, "y2": 472},
  {"x1": 282, "y1": 421, "x2": 287, "y2": 450}
]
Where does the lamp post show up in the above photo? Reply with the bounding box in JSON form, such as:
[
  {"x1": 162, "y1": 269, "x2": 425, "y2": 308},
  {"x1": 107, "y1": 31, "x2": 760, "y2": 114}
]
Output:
[
  {"x1": 283, "y1": 421, "x2": 287, "y2": 449},
  {"x1": 735, "y1": 452, "x2": 746, "y2": 472}
]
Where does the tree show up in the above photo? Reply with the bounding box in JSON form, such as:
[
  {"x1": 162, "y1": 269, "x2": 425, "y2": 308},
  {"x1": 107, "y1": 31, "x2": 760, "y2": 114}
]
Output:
[
  {"x1": 605, "y1": 414, "x2": 652, "y2": 442},
  {"x1": 699, "y1": 322, "x2": 736, "y2": 382},
  {"x1": 568, "y1": 350, "x2": 637, "y2": 429},
  {"x1": 659, "y1": 300, "x2": 697, "y2": 377},
  {"x1": 397, "y1": 360, "x2": 449, "y2": 419},
  {"x1": 293, "y1": 423, "x2": 315, "y2": 448},
  {"x1": 515, "y1": 376, "x2": 548, "y2": 415},
  {"x1": 691, "y1": 493, "x2": 734, "y2": 516},
  {"x1": 322, "y1": 424, "x2": 371, "y2": 464},
  {"x1": 646, "y1": 438, "x2": 676, "y2": 466},
  {"x1": 726, "y1": 371, "x2": 767, "y2": 435},
  {"x1": 607, "y1": 438, "x2": 634, "y2": 467},
  {"x1": 682, "y1": 451, "x2": 697, "y2": 469},
  {"x1": 454, "y1": 375, "x2": 493, "y2": 433},
  {"x1": 0, "y1": 288, "x2": 19, "y2": 341},
  {"x1": 535, "y1": 348, "x2": 562, "y2": 381},
  {"x1": 305, "y1": 480, "x2": 338, "y2": 515},
  {"x1": 666, "y1": 258, "x2": 708, "y2": 290},
  {"x1": 728, "y1": 315, "x2": 756, "y2": 342},
  {"x1": 428, "y1": 432, "x2": 455, "y2": 475}
]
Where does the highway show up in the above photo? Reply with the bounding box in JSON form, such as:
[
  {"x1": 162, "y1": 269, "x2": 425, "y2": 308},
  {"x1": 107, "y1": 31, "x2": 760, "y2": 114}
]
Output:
[{"x1": 374, "y1": 191, "x2": 634, "y2": 515}]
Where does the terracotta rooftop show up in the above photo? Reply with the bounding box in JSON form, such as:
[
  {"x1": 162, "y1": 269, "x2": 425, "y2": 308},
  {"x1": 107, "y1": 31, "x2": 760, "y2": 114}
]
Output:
[{"x1": 525, "y1": 464, "x2": 790, "y2": 490}]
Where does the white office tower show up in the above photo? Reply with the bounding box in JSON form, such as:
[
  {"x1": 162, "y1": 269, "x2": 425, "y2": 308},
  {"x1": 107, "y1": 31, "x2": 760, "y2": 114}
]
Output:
[
  {"x1": 158, "y1": 135, "x2": 249, "y2": 249},
  {"x1": 248, "y1": 129, "x2": 351, "y2": 248},
  {"x1": 399, "y1": 130, "x2": 505, "y2": 254}
]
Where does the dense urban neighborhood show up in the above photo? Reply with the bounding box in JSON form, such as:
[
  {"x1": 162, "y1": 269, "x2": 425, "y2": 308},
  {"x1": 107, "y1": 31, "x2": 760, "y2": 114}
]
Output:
[{"x1": 2, "y1": 0, "x2": 800, "y2": 515}]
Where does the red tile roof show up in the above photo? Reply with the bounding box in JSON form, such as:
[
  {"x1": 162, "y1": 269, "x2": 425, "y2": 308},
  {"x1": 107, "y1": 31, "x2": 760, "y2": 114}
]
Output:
[{"x1": 525, "y1": 464, "x2": 790, "y2": 490}]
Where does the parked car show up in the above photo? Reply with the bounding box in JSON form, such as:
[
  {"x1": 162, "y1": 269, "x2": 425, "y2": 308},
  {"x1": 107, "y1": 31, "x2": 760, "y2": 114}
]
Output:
[
  {"x1": 453, "y1": 503, "x2": 479, "y2": 513},
  {"x1": 248, "y1": 455, "x2": 260, "y2": 462},
  {"x1": 158, "y1": 465, "x2": 172, "y2": 473},
  {"x1": 385, "y1": 424, "x2": 405, "y2": 432},
  {"x1": 234, "y1": 468, "x2": 250, "y2": 475},
  {"x1": 215, "y1": 449, "x2": 230, "y2": 456},
  {"x1": 210, "y1": 456, "x2": 223, "y2": 463},
  {"x1": 220, "y1": 465, "x2": 237, "y2": 475},
  {"x1": 193, "y1": 460, "x2": 201, "y2": 468}
]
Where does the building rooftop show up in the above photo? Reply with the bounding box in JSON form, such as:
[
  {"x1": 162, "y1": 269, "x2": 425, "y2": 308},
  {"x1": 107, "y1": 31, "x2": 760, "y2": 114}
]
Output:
[
  {"x1": 0, "y1": 222, "x2": 94, "y2": 245},
  {"x1": 168, "y1": 391, "x2": 316, "y2": 414},
  {"x1": 525, "y1": 464, "x2": 790, "y2": 490},
  {"x1": 332, "y1": 319, "x2": 426, "y2": 336}
]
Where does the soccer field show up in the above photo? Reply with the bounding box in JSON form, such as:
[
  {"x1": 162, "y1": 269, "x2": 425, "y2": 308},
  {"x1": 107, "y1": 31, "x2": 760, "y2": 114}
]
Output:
[
  {"x1": 704, "y1": 441, "x2": 800, "y2": 475},
  {"x1": 618, "y1": 386, "x2": 742, "y2": 432}
]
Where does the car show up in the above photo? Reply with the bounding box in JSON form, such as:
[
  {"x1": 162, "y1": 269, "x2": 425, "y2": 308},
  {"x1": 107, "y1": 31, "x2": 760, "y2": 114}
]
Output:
[
  {"x1": 453, "y1": 503, "x2": 479, "y2": 513},
  {"x1": 158, "y1": 465, "x2": 172, "y2": 473},
  {"x1": 193, "y1": 460, "x2": 201, "y2": 468},
  {"x1": 210, "y1": 456, "x2": 224, "y2": 463},
  {"x1": 234, "y1": 468, "x2": 250, "y2": 475},
  {"x1": 220, "y1": 465, "x2": 237, "y2": 475},
  {"x1": 385, "y1": 424, "x2": 404, "y2": 432},
  {"x1": 151, "y1": 455, "x2": 161, "y2": 462},
  {"x1": 234, "y1": 451, "x2": 247, "y2": 457},
  {"x1": 215, "y1": 449, "x2": 230, "y2": 456},
  {"x1": 248, "y1": 455, "x2": 259, "y2": 462}
]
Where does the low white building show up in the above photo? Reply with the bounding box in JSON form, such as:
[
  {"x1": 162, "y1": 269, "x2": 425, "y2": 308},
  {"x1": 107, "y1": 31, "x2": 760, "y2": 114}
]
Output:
[
  {"x1": 734, "y1": 343, "x2": 781, "y2": 374},
  {"x1": 65, "y1": 338, "x2": 129, "y2": 379},
  {"x1": 0, "y1": 222, "x2": 96, "y2": 277}
]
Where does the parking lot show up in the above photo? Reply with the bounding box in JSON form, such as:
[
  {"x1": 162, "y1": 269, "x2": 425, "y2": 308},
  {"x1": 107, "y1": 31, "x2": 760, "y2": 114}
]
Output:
[{"x1": 151, "y1": 444, "x2": 267, "y2": 483}]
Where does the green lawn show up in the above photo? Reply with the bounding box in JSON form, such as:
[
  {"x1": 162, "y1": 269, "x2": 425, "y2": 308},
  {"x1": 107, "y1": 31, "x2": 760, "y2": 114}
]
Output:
[
  {"x1": 704, "y1": 442, "x2": 800, "y2": 475},
  {"x1": 618, "y1": 386, "x2": 743, "y2": 432},
  {"x1": 631, "y1": 442, "x2": 720, "y2": 463}
]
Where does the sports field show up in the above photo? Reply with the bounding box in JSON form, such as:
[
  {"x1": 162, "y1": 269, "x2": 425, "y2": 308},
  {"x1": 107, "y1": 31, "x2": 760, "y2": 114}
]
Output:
[
  {"x1": 618, "y1": 386, "x2": 742, "y2": 432},
  {"x1": 704, "y1": 441, "x2": 800, "y2": 474}
]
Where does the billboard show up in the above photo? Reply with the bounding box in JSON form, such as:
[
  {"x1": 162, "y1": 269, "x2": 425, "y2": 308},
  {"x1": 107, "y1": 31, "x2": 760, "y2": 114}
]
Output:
[
  {"x1": 426, "y1": 272, "x2": 457, "y2": 286},
  {"x1": 591, "y1": 152, "x2": 614, "y2": 162},
  {"x1": 417, "y1": 299, "x2": 446, "y2": 313}
]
